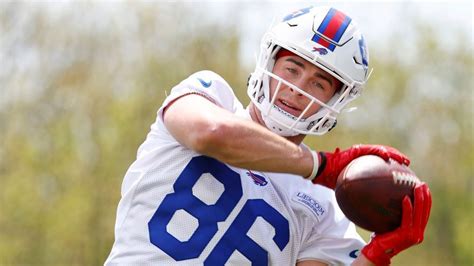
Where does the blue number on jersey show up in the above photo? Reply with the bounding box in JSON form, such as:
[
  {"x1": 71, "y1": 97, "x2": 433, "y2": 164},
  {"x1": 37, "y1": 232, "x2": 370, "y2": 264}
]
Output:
[
  {"x1": 148, "y1": 156, "x2": 242, "y2": 260},
  {"x1": 148, "y1": 156, "x2": 290, "y2": 263},
  {"x1": 205, "y1": 199, "x2": 289, "y2": 265}
]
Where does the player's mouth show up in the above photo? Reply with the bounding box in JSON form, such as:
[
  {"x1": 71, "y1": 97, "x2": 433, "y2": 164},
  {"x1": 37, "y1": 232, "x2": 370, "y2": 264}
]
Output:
[{"x1": 276, "y1": 99, "x2": 301, "y2": 116}]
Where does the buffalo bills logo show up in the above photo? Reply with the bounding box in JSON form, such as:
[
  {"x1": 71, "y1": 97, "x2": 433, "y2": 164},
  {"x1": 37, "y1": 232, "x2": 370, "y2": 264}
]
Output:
[
  {"x1": 247, "y1": 171, "x2": 268, "y2": 186},
  {"x1": 312, "y1": 47, "x2": 328, "y2": 55}
]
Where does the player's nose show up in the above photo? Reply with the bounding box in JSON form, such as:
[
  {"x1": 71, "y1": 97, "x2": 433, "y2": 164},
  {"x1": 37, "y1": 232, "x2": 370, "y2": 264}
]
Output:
[{"x1": 288, "y1": 84, "x2": 303, "y2": 97}]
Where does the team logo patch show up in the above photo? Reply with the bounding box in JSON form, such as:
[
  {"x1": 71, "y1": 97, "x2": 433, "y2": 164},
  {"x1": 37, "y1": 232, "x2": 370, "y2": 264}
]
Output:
[
  {"x1": 247, "y1": 171, "x2": 268, "y2": 186},
  {"x1": 293, "y1": 192, "x2": 325, "y2": 217},
  {"x1": 312, "y1": 47, "x2": 328, "y2": 55}
]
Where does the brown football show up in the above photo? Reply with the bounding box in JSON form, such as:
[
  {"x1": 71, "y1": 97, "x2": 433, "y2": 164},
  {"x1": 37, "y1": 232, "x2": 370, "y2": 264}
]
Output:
[{"x1": 335, "y1": 155, "x2": 420, "y2": 233}]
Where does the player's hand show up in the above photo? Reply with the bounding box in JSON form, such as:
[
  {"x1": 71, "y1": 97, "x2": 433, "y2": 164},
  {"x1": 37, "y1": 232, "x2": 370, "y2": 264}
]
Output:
[
  {"x1": 361, "y1": 183, "x2": 432, "y2": 265},
  {"x1": 313, "y1": 144, "x2": 410, "y2": 189}
]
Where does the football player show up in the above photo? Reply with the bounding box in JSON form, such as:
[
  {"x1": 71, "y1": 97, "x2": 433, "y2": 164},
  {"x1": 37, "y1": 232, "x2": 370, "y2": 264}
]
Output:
[{"x1": 105, "y1": 6, "x2": 431, "y2": 265}]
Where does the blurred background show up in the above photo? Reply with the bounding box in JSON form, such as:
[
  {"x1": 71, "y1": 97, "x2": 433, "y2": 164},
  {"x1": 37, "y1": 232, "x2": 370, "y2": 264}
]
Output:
[{"x1": 0, "y1": 1, "x2": 472, "y2": 265}]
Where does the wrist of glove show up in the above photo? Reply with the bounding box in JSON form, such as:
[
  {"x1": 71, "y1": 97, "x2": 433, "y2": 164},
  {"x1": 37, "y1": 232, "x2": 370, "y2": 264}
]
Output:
[
  {"x1": 309, "y1": 144, "x2": 410, "y2": 189},
  {"x1": 361, "y1": 183, "x2": 432, "y2": 265}
]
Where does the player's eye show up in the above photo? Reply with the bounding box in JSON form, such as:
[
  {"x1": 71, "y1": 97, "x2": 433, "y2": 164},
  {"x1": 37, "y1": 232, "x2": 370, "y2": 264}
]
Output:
[
  {"x1": 286, "y1": 67, "x2": 297, "y2": 74},
  {"x1": 312, "y1": 81, "x2": 324, "y2": 90}
]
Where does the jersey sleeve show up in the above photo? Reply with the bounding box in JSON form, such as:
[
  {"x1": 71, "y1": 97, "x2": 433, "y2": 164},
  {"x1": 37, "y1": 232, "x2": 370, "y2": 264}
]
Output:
[
  {"x1": 157, "y1": 70, "x2": 243, "y2": 120},
  {"x1": 295, "y1": 184, "x2": 366, "y2": 265},
  {"x1": 139, "y1": 70, "x2": 243, "y2": 161}
]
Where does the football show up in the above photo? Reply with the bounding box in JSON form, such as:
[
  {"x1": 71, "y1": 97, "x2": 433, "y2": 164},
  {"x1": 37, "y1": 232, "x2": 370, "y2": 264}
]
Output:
[{"x1": 335, "y1": 155, "x2": 420, "y2": 233}]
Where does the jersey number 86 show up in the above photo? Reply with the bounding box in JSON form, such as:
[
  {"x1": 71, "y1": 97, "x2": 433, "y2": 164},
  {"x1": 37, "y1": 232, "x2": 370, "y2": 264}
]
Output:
[{"x1": 148, "y1": 156, "x2": 290, "y2": 264}]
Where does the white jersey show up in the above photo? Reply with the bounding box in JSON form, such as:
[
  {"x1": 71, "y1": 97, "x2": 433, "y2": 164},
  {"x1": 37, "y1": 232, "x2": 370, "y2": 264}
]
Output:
[{"x1": 105, "y1": 71, "x2": 365, "y2": 265}]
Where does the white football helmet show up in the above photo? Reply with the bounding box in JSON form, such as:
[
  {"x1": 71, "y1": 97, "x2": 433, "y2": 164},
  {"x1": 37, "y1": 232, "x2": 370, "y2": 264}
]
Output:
[{"x1": 247, "y1": 6, "x2": 371, "y2": 136}]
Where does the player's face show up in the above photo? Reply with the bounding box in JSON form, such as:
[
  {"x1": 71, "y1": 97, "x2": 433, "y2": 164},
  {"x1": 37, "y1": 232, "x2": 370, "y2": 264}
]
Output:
[{"x1": 270, "y1": 55, "x2": 341, "y2": 118}]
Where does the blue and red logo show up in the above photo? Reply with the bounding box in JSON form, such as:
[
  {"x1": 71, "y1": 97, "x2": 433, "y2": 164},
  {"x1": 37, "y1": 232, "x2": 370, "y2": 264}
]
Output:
[
  {"x1": 247, "y1": 171, "x2": 268, "y2": 186},
  {"x1": 312, "y1": 8, "x2": 352, "y2": 52},
  {"x1": 312, "y1": 47, "x2": 328, "y2": 55}
]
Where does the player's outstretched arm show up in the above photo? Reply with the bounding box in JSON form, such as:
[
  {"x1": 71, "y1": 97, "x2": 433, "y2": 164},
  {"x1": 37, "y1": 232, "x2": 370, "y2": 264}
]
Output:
[
  {"x1": 163, "y1": 94, "x2": 314, "y2": 176},
  {"x1": 356, "y1": 183, "x2": 432, "y2": 266}
]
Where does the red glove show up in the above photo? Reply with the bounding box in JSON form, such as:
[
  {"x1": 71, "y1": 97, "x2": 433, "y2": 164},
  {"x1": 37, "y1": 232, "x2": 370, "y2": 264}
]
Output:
[
  {"x1": 313, "y1": 144, "x2": 410, "y2": 189},
  {"x1": 361, "y1": 183, "x2": 432, "y2": 265}
]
